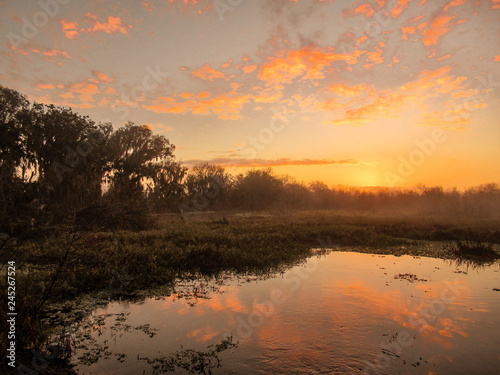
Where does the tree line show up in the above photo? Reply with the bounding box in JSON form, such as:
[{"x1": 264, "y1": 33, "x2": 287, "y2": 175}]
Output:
[{"x1": 1, "y1": 85, "x2": 499, "y2": 233}]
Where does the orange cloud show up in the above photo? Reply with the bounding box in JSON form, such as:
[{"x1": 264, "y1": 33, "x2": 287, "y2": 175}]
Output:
[
  {"x1": 9, "y1": 45, "x2": 71, "y2": 65},
  {"x1": 324, "y1": 66, "x2": 472, "y2": 127},
  {"x1": 45, "y1": 76, "x2": 119, "y2": 108},
  {"x1": 242, "y1": 64, "x2": 257, "y2": 74},
  {"x1": 92, "y1": 70, "x2": 114, "y2": 83},
  {"x1": 437, "y1": 54, "x2": 451, "y2": 61},
  {"x1": 401, "y1": 26, "x2": 416, "y2": 40},
  {"x1": 363, "y1": 43, "x2": 384, "y2": 69},
  {"x1": 145, "y1": 96, "x2": 187, "y2": 114},
  {"x1": 495, "y1": 55, "x2": 500, "y2": 62},
  {"x1": 60, "y1": 13, "x2": 131, "y2": 39},
  {"x1": 104, "y1": 87, "x2": 117, "y2": 95},
  {"x1": 451, "y1": 88, "x2": 478, "y2": 98},
  {"x1": 60, "y1": 20, "x2": 79, "y2": 39},
  {"x1": 422, "y1": 15, "x2": 456, "y2": 46},
  {"x1": 492, "y1": 0, "x2": 500, "y2": 9},
  {"x1": 259, "y1": 46, "x2": 361, "y2": 85},
  {"x1": 144, "y1": 91, "x2": 251, "y2": 119},
  {"x1": 390, "y1": 0, "x2": 412, "y2": 19},
  {"x1": 328, "y1": 83, "x2": 374, "y2": 98},
  {"x1": 443, "y1": 0, "x2": 469, "y2": 11},
  {"x1": 83, "y1": 12, "x2": 130, "y2": 34},
  {"x1": 253, "y1": 86, "x2": 283, "y2": 103},
  {"x1": 191, "y1": 63, "x2": 225, "y2": 81},
  {"x1": 75, "y1": 82, "x2": 100, "y2": 104},
  {"x1": 418, "y1": 110, "x2": 470, "y2": 129},
  {"x1": 354, "y1": 3, "x2": 375, "y2": 17},
  {"x1": 42, "y1": 49, "x2": 71, "y2": 59},
  {"x1": 193, "y1": 93, "x2": 250, "y2": 119},
  {"x1": 221, "y1": 59, "x2": 232, "y2": 69},
  {"x1": 8, "y1": 46, "x2": 72, "y2": 65},
  {"x1": 36, "y1": 83, "x2": 55, "y2": 90}
]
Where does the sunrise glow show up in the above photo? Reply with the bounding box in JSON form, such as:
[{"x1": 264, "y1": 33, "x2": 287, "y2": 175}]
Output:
[{"x1": 1, "y1": 0, "x2": 499, "y2": 187}]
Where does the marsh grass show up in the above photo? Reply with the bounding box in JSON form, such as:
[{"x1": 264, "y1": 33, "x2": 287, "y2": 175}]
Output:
[
  {"x1": 444, "y1": 236, "x2": 499, "y2": 267},
  {"x1": 2, "y1": 211, "x2": 500, "y2": 373}
]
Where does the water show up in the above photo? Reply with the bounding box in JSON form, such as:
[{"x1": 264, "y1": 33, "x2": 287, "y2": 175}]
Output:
[{"x1": 73, "y1": 251, "x2": 500, "y2": 374}]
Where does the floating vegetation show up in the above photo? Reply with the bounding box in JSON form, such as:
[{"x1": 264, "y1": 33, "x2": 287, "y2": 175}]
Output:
[
  {"x1": 140, "y1": 336, "x2": 238, "y2": 375},
  {"x1": 394, "y1": 273, "x2": 428, "y2": 283},
  {"x1": 40, "y1": 311, "x2": 159, "y2": 368}
]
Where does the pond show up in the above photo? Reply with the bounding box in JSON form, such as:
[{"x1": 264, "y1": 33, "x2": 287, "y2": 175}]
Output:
[{"x1": 71, "y1": 251, "x2": 500, "y2": 374}]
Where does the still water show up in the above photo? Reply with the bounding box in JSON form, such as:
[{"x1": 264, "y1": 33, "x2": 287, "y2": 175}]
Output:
[{"x1": 74, "y1": 251, "x2": 500, "y2": 374}]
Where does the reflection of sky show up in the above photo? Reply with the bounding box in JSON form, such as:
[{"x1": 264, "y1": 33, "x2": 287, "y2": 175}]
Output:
[
  {"x1": 78, "y1": 252, "x2": 500, "y2": 374},
  {"x1": 2, "y1": 1, "x2": 500, "y2": 187}
]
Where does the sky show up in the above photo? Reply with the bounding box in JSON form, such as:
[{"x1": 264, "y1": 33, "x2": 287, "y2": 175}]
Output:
[{"x1": 1, "y1": 0, "x2": 499, "y2": 188}]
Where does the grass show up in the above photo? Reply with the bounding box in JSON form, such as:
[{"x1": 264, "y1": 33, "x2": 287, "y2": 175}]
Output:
[
  {"x1": 443, "y1": 231, "x2": 500, "y2": 267},
  {"x1": 1, "y1": 209, "x2": 499, "y2": 373},
  {"x1": 5, "y1": 210, "x2": 500, "y2": 303}
]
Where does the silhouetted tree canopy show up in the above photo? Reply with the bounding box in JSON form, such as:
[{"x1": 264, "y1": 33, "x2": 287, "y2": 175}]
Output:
[{"x1": 1, "y1": 85, "x2": 500, "y2": 233}]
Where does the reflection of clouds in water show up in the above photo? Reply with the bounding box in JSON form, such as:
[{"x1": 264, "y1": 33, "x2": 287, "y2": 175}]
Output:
[
  {"x1": 75, "y1": 252, "x2": 500, "y2": 374},
  {"x1": 187, "y1": 325, "x2": 219, "y2": 343}
]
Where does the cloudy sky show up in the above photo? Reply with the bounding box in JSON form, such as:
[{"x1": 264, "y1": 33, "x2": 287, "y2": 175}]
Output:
[{"x1": 1, "y1": 0, "x2": 499, "y2": 187}]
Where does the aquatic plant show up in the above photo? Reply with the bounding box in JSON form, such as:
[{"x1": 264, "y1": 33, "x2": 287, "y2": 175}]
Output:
[{"x1": 141, "y1": 336, "x2": 238, "y2": 375}]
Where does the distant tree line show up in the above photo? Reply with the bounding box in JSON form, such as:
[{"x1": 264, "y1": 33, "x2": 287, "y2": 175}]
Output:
[{"x1": 1, "y1": 85, "x2": 499, "y2": 233}]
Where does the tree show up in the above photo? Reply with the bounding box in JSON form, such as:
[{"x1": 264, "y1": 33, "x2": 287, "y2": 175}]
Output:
[
  {"x1": 183, "y1": 163, "x2": 233, "y2": 210},
  {"x1": 278, "y1": 176, "x2": 310, "y2": 210},
  {"x1": 106, "y1": 122, "x2": 178, "y2": 203},
  {"x1": 145, "y1": 159, "x2": 187, "y2": 211},
  {"x1": 309, "y1": 181, "x2": 334, "y2": 209},
  {"x1": 232, "y1": 169, "x2": 283, "y2": 210},
  {"x1": 0, "y1": 86, "x2": 32, "y2": 231}
]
